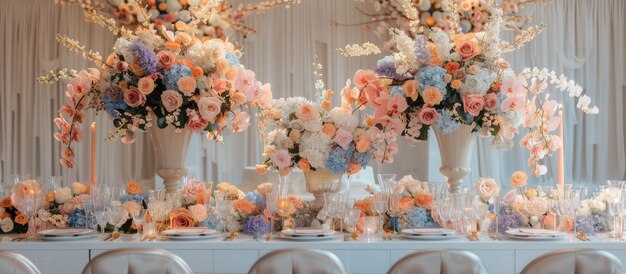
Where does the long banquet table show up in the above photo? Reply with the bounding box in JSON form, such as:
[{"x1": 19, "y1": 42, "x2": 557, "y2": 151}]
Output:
[{"x1": 2, "y1": 234, "x2": 626, "y2": 274}]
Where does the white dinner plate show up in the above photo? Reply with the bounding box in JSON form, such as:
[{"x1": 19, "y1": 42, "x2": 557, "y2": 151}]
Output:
[
  {"x1": 400, "y1": 228, "x2": 456, "y2": 236},
  {"x1": 278, "y1": 232, "x2": 343, "y2": 241},
  {"x1": 281, "y1": 228, "x2": 336, "y2": 237},
  {"x1": 40, "y1": 233, "x2": 98, "y2": 241},
  {"x1": 505, "y1": 228, "x2": 566, "y2": 241},
  {"x1": 162, "y1": 228, "x2": 217, "y2": 236},
  {"x1": 39, "y1": 228, "x2": 94, "y2": 237},
  {"x1": 400, "y1": 233, "x2": 457, "y2": 241}
]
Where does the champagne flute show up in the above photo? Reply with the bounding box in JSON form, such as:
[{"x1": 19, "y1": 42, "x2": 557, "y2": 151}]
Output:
[
  {"x1": 132, "y1": 208, "x2": 146, "y2": 240},
  {"x1": 372, "y1": 193, "x2": 387, "y2": 239},
  {"x1": 387, "y1": 193, "x2": 403, "y2": 235},
  {"x1": 266, "y1": 192, "x2": 278, "y2": 238}
]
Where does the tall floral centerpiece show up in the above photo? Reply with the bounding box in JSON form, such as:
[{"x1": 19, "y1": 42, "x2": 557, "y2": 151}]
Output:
[
  {"x1": 256, "y1": 82, "x2": 395, "y2": 208},
  {"x1": 39, "y1": 2, "x2": 272, "y2": 192},
  {"x1": 338, "y1": 0, "x2": 598, "y2": 192}
]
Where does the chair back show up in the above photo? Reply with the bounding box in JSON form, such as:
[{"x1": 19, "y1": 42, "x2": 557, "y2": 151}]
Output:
[
  {"x1": 387, "y1": 249, "x2": 488, "y2": 274},
  {"x1": 0, "y1": 251, "x2": 41, "y2": 274},
  {"x1": 248, "y1": 248, "x2": 346, "y2": 274},
  {"x1": 520, "y1": 248, "x2": 626, "y2": 274},
  {"x1": 82, "y1": 248, "x2": 193, "y2": 274}
]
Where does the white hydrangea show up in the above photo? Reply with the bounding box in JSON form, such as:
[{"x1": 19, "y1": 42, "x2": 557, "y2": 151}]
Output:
[
  {"x1": 271, "y1": 97, "x2": 311, "y2": 120},
  {"x1": 328, "y1": 108, "x2": 358, "y2": 131},
  {"x1": 303, "y1": 120, "x2": 323, "y2": 132},
  {"x1": 300, "y1": 132, "x2": 331, "y2": 168},
  {"x1": 185, "y1": 43, "x2": 205, "y2": 64},
  {"x1": 112, "y1": 37, "x2": 134, "y2": 64},
  {"x1": 460, "y1": 68, "x2": 496, "y2": 95}
]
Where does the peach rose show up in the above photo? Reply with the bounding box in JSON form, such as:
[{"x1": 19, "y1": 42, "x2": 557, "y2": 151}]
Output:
[
  {"x1": 169, "y1": 208, "x2": 195, "y2": 228},
  {"x1": 418, "y1": 107, "x2": 438, "y2": 125},
  {"x1": 197, "y1": 96, "x2": 222, "y2": 121},
  {"x1": 298, "y1": 159, "x2": 311, "y2": 172},
  {"x1": 402, "y1": 80, "x2": 419, "y2": 101},
  {"x1": 475, "y1": 177, "x2": 500, "y2": 200},
  {"x1": 45, "y1": 192, "x2": 56, "y2": 203},
  {"x1": 462, "y1": 94, "x2": 485, "y2": 116},
  {"x1": 321, "y1": 100, "x2": 331, "y2": 111},
  {"x1": 14, "y1": 214, "x2": 28, "y2": 225},
  {"x1": 161, "y1": 90, "x2": 183, "y2": 112},
  {"x1": 137, "y1": 77, "x2": 155, "y2": 95},
  {"x1": 444, "y1": 62, "x2": 461, "y2": 74},
  {"x1": 295, "y1": 103, "x2": 319, "y2": 122},
  {"x1": 451, "y1": 79, "x2": 462, "y2": 89},
  {"x1": 123, "y1": 88, "x2": 146, "y2": 107},
  {"x1": 278, "y1": 167, "x2": 292, "y2": 177},
  {"x1": 0, "y1": 212, "x2": 7, "y2": 219},
  {"x1": 289, "y1": 130, "x2": 301, "y2": 141},
  {"x1": 509, "y1": 171, "x2": 528, "y2": 188},
  {"x1": 356, "y1": 138, "x2": 371, "y2": 153},
  {"x1": 321, "y1": 123, "x2": 337, "y2": 138},
  {"x1": 231, "y1": 92, "x2": 247, "y2": 106},
  {"x1": 177, "y1": 76, "x2": 197, "y2": 96},
  {"x1": 126, "y1": 181, "x2": 142, "y2": 195},
  {"x1": 255, "y1": 165, "x2": 269, "y2": 175},
  {"x1": 156, "y1": 50, "x2": 176, "y2": 69},
  {"x1": 192, "y1": 66, "x2": 204, "y2": 79},
  {"x1": 1, "y1": 198, "x2": 12, "y2": 208},
  {"x1": 422, "y1": 87, "x2": 443, "y2": 106},
  {"x1": 400, "y1": 197, "x2": 414, "y2": 211},
  {"x1": 347, "y1": 164, "x2": 361, "y2": 175},
  {"x1": 455, "y1": 40, "x2": 481, "y2": 60},
  {"x1": 484, "y1": 93, "x2": 498, "y2": 111},
  {"x1": 415, "y1": 194, "x2": 434, "y2": 209},
  {"x1": 256, "y1": 182, "x2": 273, "y2": 196},
  {"x1": 188, "y1": 204, "x2": 208, "y2": 222},
  {"x1": 233, "y1": 199, "x2": 258, "y2": 215}
]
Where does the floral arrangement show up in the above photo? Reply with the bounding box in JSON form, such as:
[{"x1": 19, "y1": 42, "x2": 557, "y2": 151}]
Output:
[
  {"x1": 333, "y1": 0, "x2": 545, "y2": 50},
  {"x1": 256, "y1": 86, "x2": 386, "y2": 176},
  {"x1": 39, "y1": 2, "x2": 273, "y2": 168},
  {"x1": 338, "y1": 0, "x2": 598, "y2": 176},
  {"x1": 574, "y1": 193, "x2": 613, "y2": 234},
  {"x1": 55, "y1": 0, "x2": 301, "y2": 40}
]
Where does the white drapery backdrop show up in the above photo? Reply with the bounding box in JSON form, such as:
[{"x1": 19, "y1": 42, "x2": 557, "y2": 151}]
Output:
[{"x1": 0, "y1": 0, "x2": 624, "y2": 190}]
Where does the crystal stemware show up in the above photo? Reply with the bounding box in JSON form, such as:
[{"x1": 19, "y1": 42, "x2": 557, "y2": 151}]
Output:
[
  {"x1": 131, "y1": 207, "x2": 146, "y2": 239},
  {"x1": 344, "y1": 208, "x2": 362, "y2": 237},
  {"x1": 95, "y1": 210, "x2": 109, "y2": 235},
  {"x1": 378, "y1": 174, "x2": 397, "y2": 194},
  {"x1": 387, "y1": 193, "x2": 403, "y2": 235},
  {"x1": 372, "y1": 193, "x2": 387, "y2": 239},
  {"x1": 266, "y1": 192, "x2": 278, "y2": 238},
  {"x1": 108, "y1": 205, "x2": 126, "y2": 240}
]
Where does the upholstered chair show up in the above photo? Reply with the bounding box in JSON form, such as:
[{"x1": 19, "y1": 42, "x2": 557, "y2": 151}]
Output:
[
  {"x1": 520, "y1": 248, "x2": 626, "y2": 274},
  {"x1": 248, "y1": 248, "x2": 346, "y2": 274},
  {"x1": 387, "y1": 249, "x2": 488, "y2": 274},
  {"x1": 0, "y1": 251, "x2": 41, "y2": 274},
  {"x1": 82, "y1": 248, "x2": 193, "y2": 274}
]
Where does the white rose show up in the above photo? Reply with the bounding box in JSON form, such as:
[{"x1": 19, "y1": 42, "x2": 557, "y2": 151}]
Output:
[
  {"x1": 0, "y1": 218, "x2": 13, "y2": 233},
  {"x1": 475, "y1": 177, "x2": 500, "y2": 200},
  {"x1": 289, "y1": 119, "x2": 305, "y2": 131},
  {"x1": 55, "y1": 187, "x2": 72, "y2": 204},
  {"x1": 71, "y1": 182, "x2": 87, "y2": 195}
]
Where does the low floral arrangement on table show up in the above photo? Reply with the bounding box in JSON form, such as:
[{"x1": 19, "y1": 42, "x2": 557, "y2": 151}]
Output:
[
  {"x1": 55, "y1": 0, "x2": 301, "y2": 40},
  {"x1": 337, "y1": 0, "x2": 598, "y2": 176},
  {"x1": 38, "y1": 1, "x2": 272, "y2": 168},
  {"x1": 354, "y1": 175, "x2": 437, "y2": 233}
]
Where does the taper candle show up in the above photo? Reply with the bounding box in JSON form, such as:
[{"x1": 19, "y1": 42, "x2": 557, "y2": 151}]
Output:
[
  {"x1": 557, "y1": 110, "x2": 564, "y2": 196},
  {"x1": 91, "y1": 122, "x2": 96, "y2": 186}
]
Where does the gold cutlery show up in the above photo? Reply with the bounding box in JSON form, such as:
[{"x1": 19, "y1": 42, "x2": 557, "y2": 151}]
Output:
[{"x1": 576, "y1": 231, "x2": 591, "y2": 241}]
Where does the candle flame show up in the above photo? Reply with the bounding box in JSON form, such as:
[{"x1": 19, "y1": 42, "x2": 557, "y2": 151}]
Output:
[{"x1": 91, "y1": 122, "x2": 96, "y2": 129}]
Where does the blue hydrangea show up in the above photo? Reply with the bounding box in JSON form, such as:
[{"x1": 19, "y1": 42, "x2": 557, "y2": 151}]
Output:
[
  {"x1": 592, "y1": 211, "x2": 612, "y2": 232},
  {"x1": 405, "y1": 207, "x2": 438, "y2": 228},
  {"x1": 352, "y1": 149, "x2": 372, "y2": 168},
  {"x1": 242, "y1": 215, "x2": 270, "y2": 235},
  {"x1": 68, "y1": 209, "x2": 86, "y2": 228},
  {"x1": 119, "y1": 194, "x2": 145, "y2": 205},
  {"x1": 490, "y1": 212, "x2": 523, "y2": 233},
  {"x1": 102, "y1": 86, "x2": 127, "y2": 118},
  {"x1": 245, "y1": 191, "x2": 265, "y2": 209},
  {"x1": 130, "y1": 42, "x2": 158, "y2": 74},
  {"x1": 325, "y1": 146, "x2": 351, "y2": 174},
  {"x1": 375, "y1": 56, "x2": 400, "y2": 78},
  {"x1": 416, "y1": 66, "x2": 447, "y2": 93},
  {"x1": 413, "y1": 35, "x2": 432, "y2": 65},
  {"x1": 390, "y1": 86, "x2": 403, "y2": 97},
  {"x1": 225, "y1": 52, "x2": 240, "y2": 67},
  {"x1": 163, "y1": 64, "x2": 192, "y2": 90},
  {"x1": 436, "y1": 109, "x2": 460, "y2": 133}
]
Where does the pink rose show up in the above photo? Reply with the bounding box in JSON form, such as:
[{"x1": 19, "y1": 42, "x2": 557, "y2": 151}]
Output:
[
  {"x1": 256, "y1": 182, "x2": 273, "y2": 196},
  {"x1": 188, "y1": 204, "x2": 208, "y2": 222},
  {"x1": 182, "y1": 179, "x2": 207, "y2": 205},
  {"x1": 137, "y1": 77, "x2": 155, "y2": 94},
  {"x1": 295, "y1": 103, "x2": 320, "y2": 122},
  {"x1": 453, "y1": 69, "x2": 466, "y2": 81},
  {"x1": 270, "y1": 149, "x2": 292, "y2": 169},
  {"x1": 123, "y1": 88, "x2": 146, "y2": 107},
  {"x1": 333, "y1": 128, "x2": 354, "y2": 149},
  {"x1": 197, "y1": 96, "x2": 222, "y2": 121},
  {"x1": 116, "y1": 61, "x2": 128, "y2": 72},
  {"x1": 502, "y1": 189, "x2": 518, "y2": 206},
  {"x1": 455, "y1": 40, "x2": 481, "y2": 60},
  {"x1": 484, "y1": 93, "x2": 498, "y2": 111},
  {"x1": 418, "y1": 107, "x2": 438, "y2": 125},
  {"x1": 475, "y1": 177, "x2": 500, "y2": 200},
  {"x1": 462, "y1": 94, "x2": 485, "y2": 116},
  {"x1": 161, "y1": 90, "x2": 183, "y2": 112},
  {"x1": 186, "y1": 116, "x2": 208, "y2": 132},
  {"x1": 156, "y1": 51, "x2": 176, "y2": 69}
]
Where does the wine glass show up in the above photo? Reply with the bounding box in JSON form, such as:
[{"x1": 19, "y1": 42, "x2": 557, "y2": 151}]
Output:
[
  {"x1": 387, "y1": 193, "x2": 403, "y2": 235},
  {"x1": 335, "y1": 193, "x2": 350, "y2": 233},
  {"x1": 372, "y1": 193, "x2": 387, "y2": 239},
  {"x1": 266, "y1": 192, "x2": 278, "y2": 238},
  {"x1": 108, "y1": 205, "x2": 126, "y2": 240},
  {"x1": 131, "y1": 208, "x2": 146, "y2": 239},
  {"x1": 215, "y1": 193, "x2": 233, "y2": 233},
  {"x1": 95, "y1": 210, "x2": 109, "y2": 236},
  {"x1": 202, "y1": 182, "x2": 214, "y2": 228},
  {"x1": 378, "y1": 174, "x2": 397, "y2": 194},
  {"x1": 344, "y1": 208, "x2": 361, "y2": 234}
]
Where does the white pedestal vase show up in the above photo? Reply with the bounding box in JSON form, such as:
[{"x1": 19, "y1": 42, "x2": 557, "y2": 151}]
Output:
[
  {"x1": 304, "y1": 169, "x2": 343, "y2": 210},
  {"x1": 433, "y1": 124, "x2": 478, "y2": 193},
  {"x1": 148, "y1": 125, "x2": 192, "y2": 193}
]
